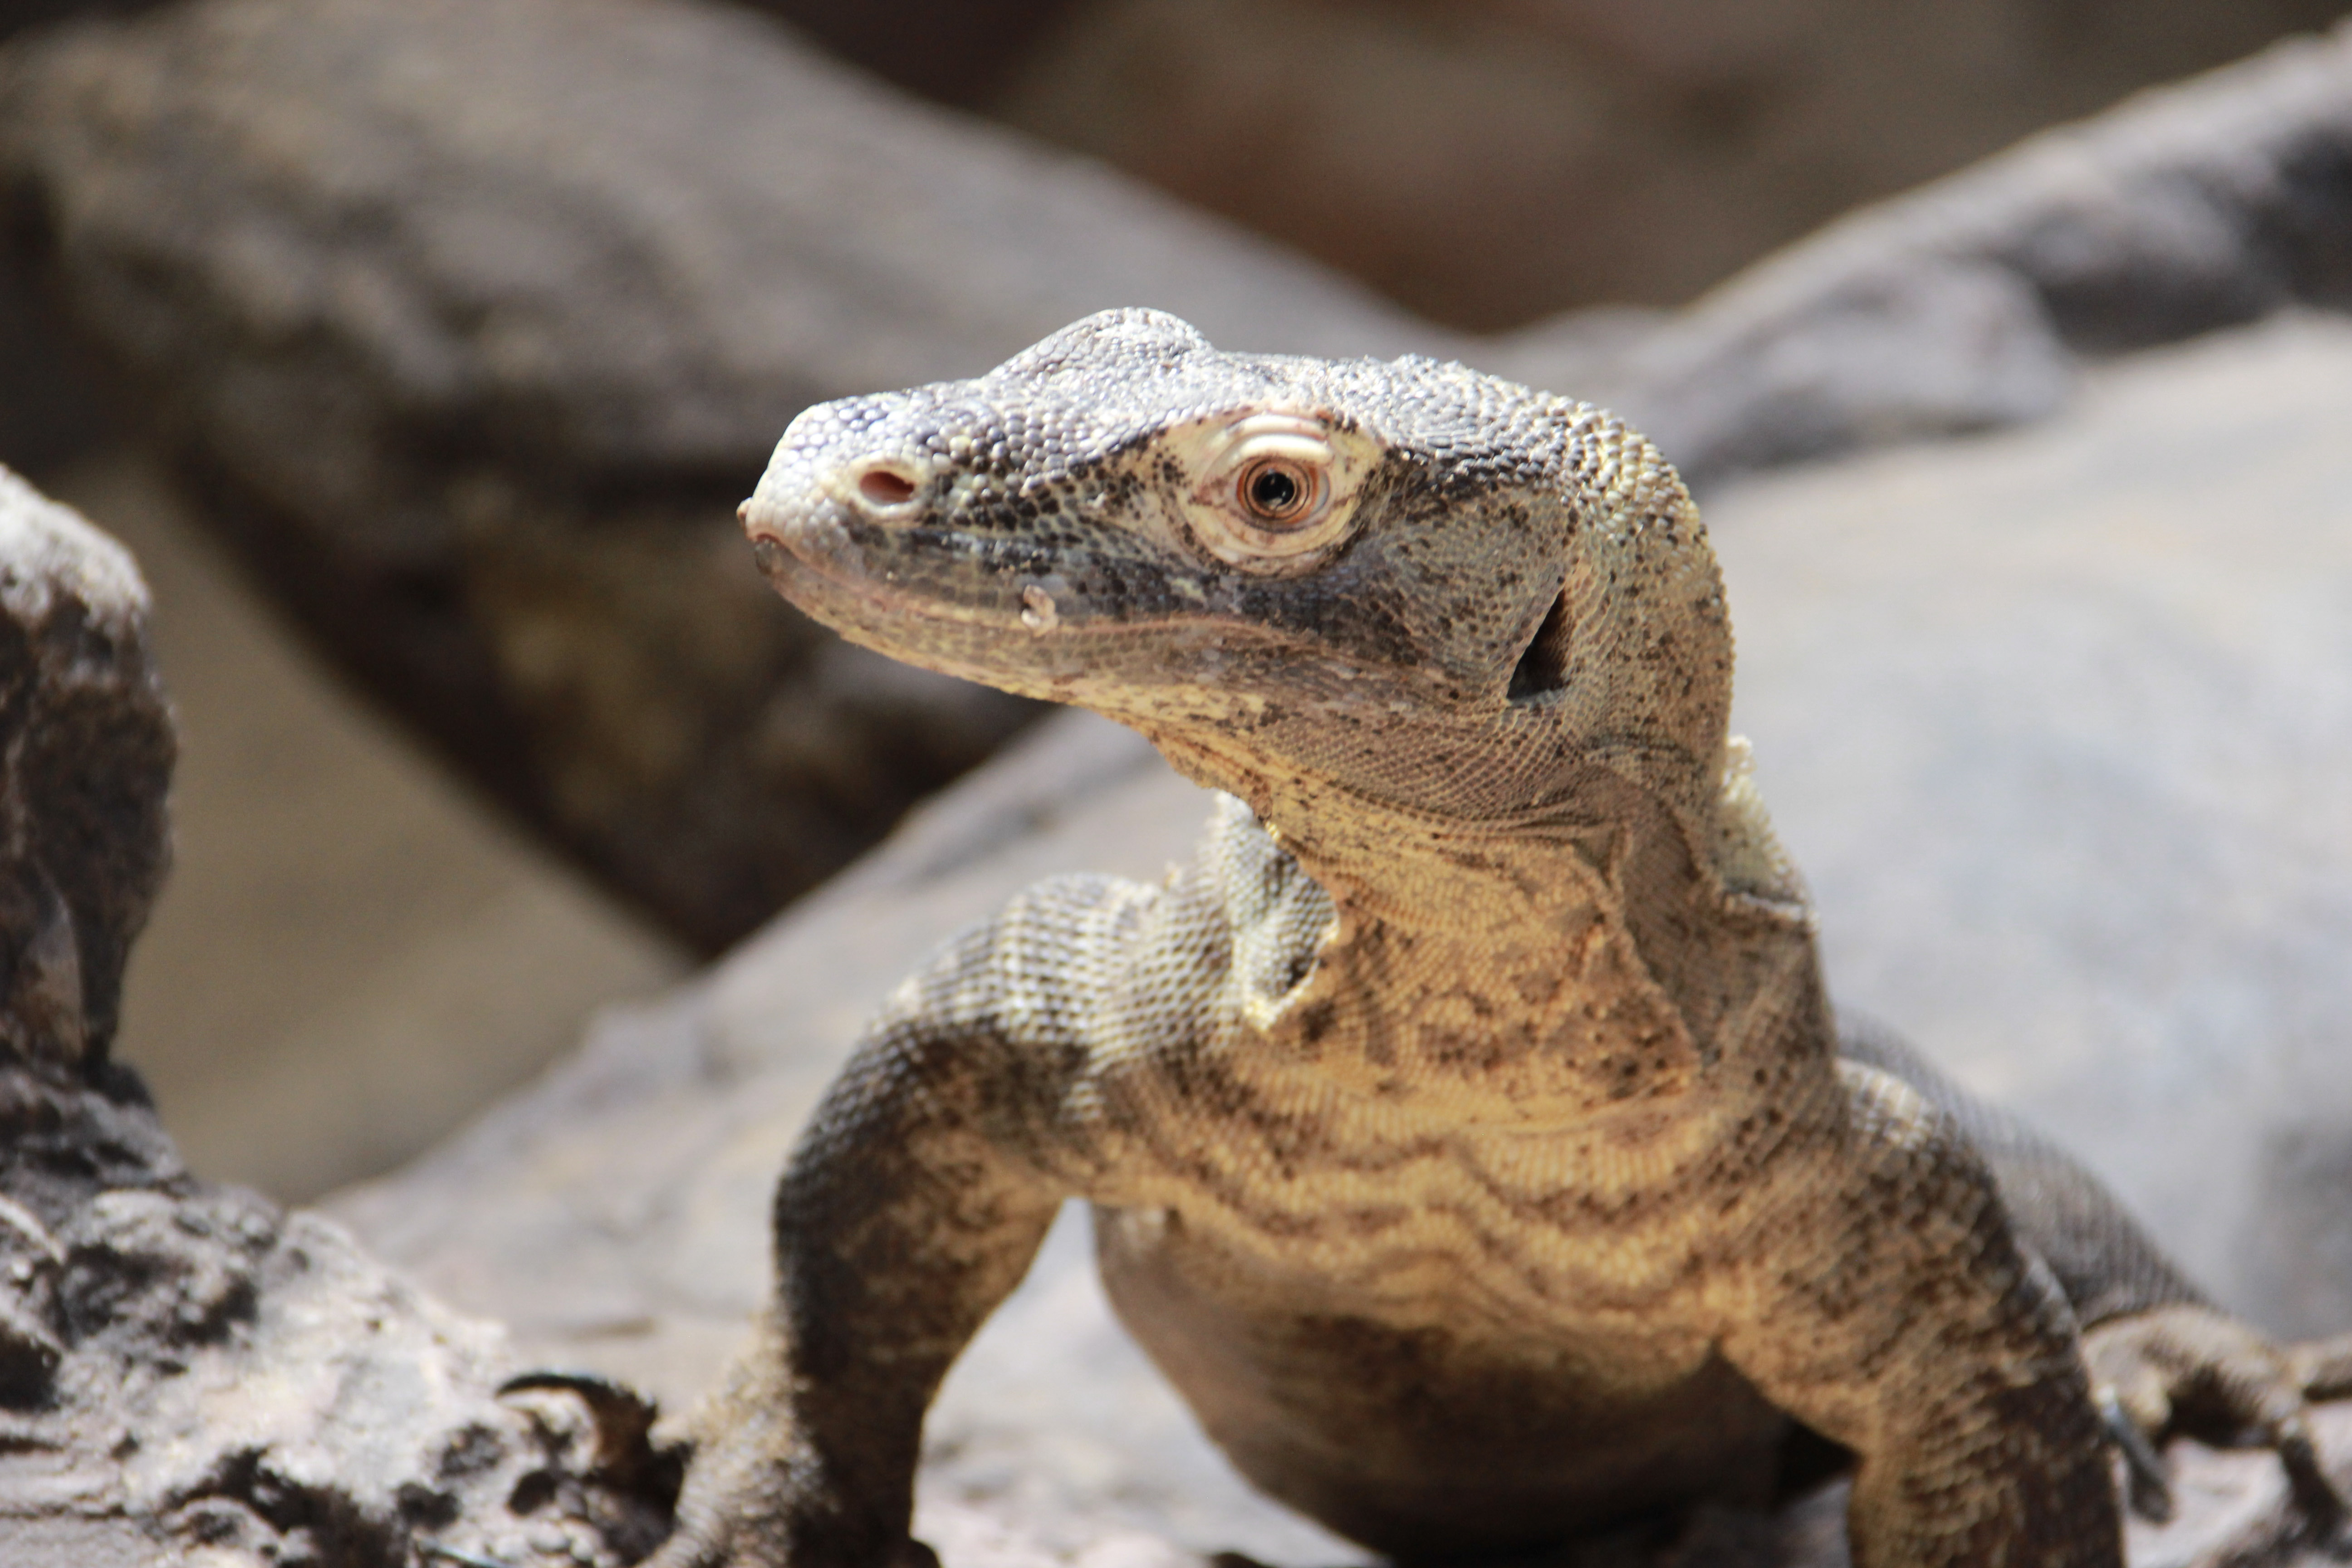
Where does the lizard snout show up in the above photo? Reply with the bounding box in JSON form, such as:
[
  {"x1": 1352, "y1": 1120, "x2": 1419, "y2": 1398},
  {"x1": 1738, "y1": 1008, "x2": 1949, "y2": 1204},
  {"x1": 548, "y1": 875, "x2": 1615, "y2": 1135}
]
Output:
[{"x1": 738, "y1": 451, "x2": 931, "y2": 548}]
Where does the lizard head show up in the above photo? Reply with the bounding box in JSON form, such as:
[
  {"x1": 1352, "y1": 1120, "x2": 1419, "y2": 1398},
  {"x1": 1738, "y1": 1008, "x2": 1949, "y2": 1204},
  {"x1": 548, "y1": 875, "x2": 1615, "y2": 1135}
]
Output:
[{"x1": 742, "y1": 308, "x2": 1733, "y2": 828}]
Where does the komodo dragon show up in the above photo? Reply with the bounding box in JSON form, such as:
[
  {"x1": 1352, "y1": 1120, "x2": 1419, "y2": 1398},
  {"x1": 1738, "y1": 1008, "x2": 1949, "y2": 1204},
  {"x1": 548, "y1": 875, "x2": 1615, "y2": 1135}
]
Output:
[{"x1": 655, "y1": 309, "x2": 2352, "y2": 1567}]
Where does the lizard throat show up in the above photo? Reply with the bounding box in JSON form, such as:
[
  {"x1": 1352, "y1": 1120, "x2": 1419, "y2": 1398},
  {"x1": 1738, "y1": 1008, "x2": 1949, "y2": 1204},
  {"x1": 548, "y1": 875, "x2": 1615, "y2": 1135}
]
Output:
[{"x1": 1144, "y1": 724, "x2": 1804, "y2": 1122}]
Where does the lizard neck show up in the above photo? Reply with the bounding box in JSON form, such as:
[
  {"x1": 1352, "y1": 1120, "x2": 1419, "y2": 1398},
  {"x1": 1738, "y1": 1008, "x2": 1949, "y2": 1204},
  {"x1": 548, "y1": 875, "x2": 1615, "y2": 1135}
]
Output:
[
  {"x1": 1154, "y1": 727, "x2": 1814, "y2": 1120},
  {"x1": 1158, "y1": 722, "x2": 1725, "y2": 958},
  {"x1": 1263, "y1": 782, "x2": 1627, "y2": 962}
]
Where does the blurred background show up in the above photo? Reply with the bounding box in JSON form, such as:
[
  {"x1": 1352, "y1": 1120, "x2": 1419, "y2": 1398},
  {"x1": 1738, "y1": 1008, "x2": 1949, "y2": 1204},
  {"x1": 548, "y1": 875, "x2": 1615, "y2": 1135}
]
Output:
[{"x1": 0, "y1": 0, "x2": 2345, "y2": 1204}]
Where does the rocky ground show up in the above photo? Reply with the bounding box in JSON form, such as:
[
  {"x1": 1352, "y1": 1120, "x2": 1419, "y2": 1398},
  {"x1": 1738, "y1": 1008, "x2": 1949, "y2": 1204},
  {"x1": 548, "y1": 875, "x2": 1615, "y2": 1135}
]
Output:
[{"x1": 0, "y1": 472, "x2": 678, "y2": 1568}]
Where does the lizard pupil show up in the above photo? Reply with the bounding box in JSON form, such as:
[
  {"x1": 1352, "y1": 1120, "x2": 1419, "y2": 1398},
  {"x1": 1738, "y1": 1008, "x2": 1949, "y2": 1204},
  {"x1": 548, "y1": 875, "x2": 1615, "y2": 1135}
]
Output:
[{"x1": 1242, "y1": 461, "x2": 1311, "y2": 522}]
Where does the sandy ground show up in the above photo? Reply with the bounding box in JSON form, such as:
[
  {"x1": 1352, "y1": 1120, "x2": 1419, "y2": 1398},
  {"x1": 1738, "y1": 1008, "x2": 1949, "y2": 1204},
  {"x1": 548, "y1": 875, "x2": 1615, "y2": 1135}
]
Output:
[{"x1": 45, "y1": 452, "x2": 689, "y2": 1202}]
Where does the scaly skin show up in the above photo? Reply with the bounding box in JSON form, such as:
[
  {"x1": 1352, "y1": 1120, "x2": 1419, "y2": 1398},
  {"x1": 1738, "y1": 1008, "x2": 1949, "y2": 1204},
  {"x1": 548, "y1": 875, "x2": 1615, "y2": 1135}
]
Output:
[{"x1": 655, "y1": 310, "x2": 2342, "y2": 1567}]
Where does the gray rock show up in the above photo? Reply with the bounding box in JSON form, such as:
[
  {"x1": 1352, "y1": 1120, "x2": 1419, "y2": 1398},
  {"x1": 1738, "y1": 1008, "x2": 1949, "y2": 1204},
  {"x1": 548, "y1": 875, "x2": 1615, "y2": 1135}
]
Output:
[
  {"x1": 1708, "y1": 311, "x2": 2352, "y2": 1342},
  {"x1": 7, "y1": 1172, "x2": 681, "y2": 1568},
  {"x1": 339, "y1": 310, "x2": 2352, "y2": 1568},
  {"x1": 990, "y1": 0, "x2": 2349, "y2": 332},
  {"x1": 0, "y1": 467, "x2": 678, "y2": 1568},
  {"x1": 0, "y1": 464, "x2": 169, "y2": 1090},
  {"x1": 1524, "y1": 16, "x2": 2352, "y2": 485}
]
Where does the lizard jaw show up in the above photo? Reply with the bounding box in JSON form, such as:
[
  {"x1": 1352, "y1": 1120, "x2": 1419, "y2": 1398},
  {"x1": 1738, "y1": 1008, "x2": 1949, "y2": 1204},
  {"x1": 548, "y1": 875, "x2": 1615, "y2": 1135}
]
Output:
[{"x1": 743, "y1": 501, "x2": 1226, "y2": 712}]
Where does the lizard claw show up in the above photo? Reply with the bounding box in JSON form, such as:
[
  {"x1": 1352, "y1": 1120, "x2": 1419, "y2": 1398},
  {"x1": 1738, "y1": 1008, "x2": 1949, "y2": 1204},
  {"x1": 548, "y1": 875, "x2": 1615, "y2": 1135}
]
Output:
[
  {"x1": 2292, "y1": 1331, "x2": 2352, "y2": 1403},
  {"x1": 2099, "y1": 1387, "x2": 2175, "y2": 1522},
  {"x1": 497, "y1": 1368, "x2": 665, "y2": 1479},
  {"x1": 2085, "y1": 1304, "x2": 2351, "y2": 1543}
]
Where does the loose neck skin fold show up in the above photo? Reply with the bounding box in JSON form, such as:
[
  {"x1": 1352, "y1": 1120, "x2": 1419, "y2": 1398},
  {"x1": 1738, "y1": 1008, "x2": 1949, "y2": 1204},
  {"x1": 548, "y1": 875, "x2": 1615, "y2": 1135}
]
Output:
[{"x1": 1145, "y1": 720, "x2": 1815, "y2": 1125}]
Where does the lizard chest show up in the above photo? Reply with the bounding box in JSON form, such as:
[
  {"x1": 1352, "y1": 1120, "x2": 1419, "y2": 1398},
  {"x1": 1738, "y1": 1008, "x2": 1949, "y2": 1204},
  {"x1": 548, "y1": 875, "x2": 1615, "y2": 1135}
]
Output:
[
  {"x1": 1066, "y1": 952, "x2": 1809, "y2": 1556},
  {"x1": 1075, "y1": 1011, "x2": 1764, "y2": 1338},
  {"x1": 1083, "y1": 1144, "x2": 1786, "y2": 1559},
  {"x1": 1060, "y1": 798, "x2": 1826, "y2": 1330}
]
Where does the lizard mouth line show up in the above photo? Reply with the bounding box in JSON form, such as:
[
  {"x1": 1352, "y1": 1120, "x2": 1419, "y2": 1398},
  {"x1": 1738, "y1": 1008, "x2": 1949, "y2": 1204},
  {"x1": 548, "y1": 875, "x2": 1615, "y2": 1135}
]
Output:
[
  {"x1": 747, "y1": 518, "x2": 1029, "y2": 633},
  {"x1": 750, "y1": 512, "x2": 1269, "y2": 647}
]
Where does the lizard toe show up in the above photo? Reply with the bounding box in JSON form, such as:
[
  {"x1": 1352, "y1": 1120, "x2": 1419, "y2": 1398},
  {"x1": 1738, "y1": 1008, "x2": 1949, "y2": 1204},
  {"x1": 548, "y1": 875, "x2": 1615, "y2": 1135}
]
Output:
[{"x1": 2086, "y1": 1304, "x2": 2351, "y2": 1541}]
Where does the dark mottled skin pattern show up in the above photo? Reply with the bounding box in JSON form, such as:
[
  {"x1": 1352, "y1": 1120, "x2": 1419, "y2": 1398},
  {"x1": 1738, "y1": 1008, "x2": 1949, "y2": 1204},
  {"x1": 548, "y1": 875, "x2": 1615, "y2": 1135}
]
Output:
[{"x1": 653, "y1": 311, "x2": 2344, "y2": 1568}]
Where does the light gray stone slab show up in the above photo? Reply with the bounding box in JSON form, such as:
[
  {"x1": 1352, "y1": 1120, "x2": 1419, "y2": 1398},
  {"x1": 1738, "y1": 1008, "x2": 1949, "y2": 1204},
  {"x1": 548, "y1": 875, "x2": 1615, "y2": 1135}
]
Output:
[{"x1": 1711, "y1": 310, "x2": 2352, "y2": 1337}]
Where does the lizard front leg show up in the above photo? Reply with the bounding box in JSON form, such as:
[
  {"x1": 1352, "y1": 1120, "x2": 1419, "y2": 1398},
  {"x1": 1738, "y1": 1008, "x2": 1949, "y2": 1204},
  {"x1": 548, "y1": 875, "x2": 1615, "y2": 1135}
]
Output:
[
  {"x1": 652, "y1": 892, "x2": 1117, "y2": 1568},
  {"x1": 1719, "y1": 1061, "x2": 2122, "y2": 1568},
  {"x1": 1842, "y1": 1016, "x2": 2352, "y2": 1533}
]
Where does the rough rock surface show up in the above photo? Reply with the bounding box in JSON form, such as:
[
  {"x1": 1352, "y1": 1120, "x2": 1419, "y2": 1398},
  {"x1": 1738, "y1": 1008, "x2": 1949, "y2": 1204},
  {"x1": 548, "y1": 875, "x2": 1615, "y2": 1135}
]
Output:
[
  {"x1": 5, "y1": 0, "x2": 2349, "y2": 946},
  {"x1": 337, "y1": 315, "x2": 2352, "y2": 1568},
  {"x1": 0, "y1": 468, "x2": 680, "y2": 1568},
  {"x1": 0, "y1": 466, "x2": 170, "y2": 1079}
]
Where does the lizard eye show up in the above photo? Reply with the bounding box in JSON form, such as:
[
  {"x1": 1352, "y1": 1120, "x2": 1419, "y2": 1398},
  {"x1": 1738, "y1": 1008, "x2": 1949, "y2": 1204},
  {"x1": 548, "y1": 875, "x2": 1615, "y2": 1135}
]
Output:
[{"x1": 1180, "y1": 411, "x2": 1374, "y2": 574}]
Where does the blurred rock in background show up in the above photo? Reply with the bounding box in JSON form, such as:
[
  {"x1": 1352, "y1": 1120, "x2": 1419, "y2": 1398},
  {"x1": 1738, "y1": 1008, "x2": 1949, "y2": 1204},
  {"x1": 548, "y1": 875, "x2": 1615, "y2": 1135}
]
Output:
[
  {"x1": 0, "y1": 0, "x2": 1432, "y2": 957},
  {"x1": 815, "y1": 0, "x2": 2352, "y2": 329},
  {"x1": 0, "y1": 3, "x2": 168, "y2": 471},
  {"x1": 51, "y1": 452, "x2": 688, "y2": 1200},
  {"x1": 741, "y1": 0, "x2": 1087, "y2": 107}
]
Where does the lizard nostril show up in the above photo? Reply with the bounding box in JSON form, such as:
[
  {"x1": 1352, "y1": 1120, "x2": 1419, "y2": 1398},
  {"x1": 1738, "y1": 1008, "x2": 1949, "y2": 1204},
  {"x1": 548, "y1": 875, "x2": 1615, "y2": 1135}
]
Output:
[{"x1": 855, "y1": 465, "x2": 919, "y2": 507}]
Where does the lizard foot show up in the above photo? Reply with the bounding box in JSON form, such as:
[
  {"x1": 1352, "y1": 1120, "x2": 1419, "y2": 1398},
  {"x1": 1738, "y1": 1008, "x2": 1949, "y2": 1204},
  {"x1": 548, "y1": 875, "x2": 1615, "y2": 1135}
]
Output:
[
  {"x1": 2085, "y1": 1304, "x2": 2352, "y2": 1547},
  {"x1": 637, "y1": 1364, "x2": 940, "y2": 1568}
]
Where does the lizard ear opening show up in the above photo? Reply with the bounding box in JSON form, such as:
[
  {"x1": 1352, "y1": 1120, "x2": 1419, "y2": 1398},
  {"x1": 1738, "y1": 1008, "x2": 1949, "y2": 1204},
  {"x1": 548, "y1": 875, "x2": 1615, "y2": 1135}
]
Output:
[{"x1": 1507, "y1": 589, "x2": 1574, "y2": 703}]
